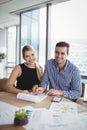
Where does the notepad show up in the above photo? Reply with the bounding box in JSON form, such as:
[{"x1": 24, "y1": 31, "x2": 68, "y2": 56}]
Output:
[
  {"x1": 17, "y1": 93, "x2": 47, "y2": 103},
  {"x1": 84, "y1": 84, "x2": 87, "y2": 102}
]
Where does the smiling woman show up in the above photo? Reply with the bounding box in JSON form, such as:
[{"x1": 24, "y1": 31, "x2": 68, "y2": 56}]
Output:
[{"x1": 5, "y1": 45, "x2": 43, "y2": 94}]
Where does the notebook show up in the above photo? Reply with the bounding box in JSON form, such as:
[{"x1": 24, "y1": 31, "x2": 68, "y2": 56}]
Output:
[
  {"x1": 83, "y1": 84, "x2": 87, "y2": 102},
  {"x1": 17, "y1": 93, "x2": 47, "y2": 103}
]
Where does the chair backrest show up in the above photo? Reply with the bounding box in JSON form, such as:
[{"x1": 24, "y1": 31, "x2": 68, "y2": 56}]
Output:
[
  {"x1": 0, "y1": 78, "x2": 7, "y2": 91},
  {"x1": 81, "y1": 82, "x2": 85, "y2": 97}
]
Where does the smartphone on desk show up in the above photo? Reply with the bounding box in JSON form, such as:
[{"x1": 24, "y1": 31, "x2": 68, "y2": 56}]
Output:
[{"x1": 51, "y1": 96, "x2": 62, "y2": 103}]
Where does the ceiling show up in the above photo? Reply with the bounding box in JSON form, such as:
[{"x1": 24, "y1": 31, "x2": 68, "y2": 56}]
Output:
[
  {"x1": 0, "y1": 0, "x2": 45, "y2": 29},
  {"x1": 0, "y1": 0, "x2": 68, "y2": 29}
]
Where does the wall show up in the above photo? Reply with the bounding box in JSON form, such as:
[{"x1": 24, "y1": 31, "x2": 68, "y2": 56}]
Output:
[{"x1": 0, "y1": 29, "x2": 7, "y2": 78}]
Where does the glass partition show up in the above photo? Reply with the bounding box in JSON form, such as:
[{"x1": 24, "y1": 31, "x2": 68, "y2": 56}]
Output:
[
  {"x1": 20, "y1": 7, "x2": 46, "y2": 68},
  {"x1": 49, "y1": 0, "x2": 87, "y2": 78}
]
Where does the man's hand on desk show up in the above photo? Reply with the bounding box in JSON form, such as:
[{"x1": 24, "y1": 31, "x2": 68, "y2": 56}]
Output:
[
  {"x1": 32, "y1": 86, "x2": 64, "y2": 96},
  {"x1": 46, "y1": 89, "x2": 63, "y2": 96}
]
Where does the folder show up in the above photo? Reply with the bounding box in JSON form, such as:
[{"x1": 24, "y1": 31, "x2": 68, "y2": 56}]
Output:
[{"x1": 17, "y1": 93, "x2": 47, "y2": 103}]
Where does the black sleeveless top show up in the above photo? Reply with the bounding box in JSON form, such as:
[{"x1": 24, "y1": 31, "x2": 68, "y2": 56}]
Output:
[{"x1": 16, "y1": 64, "x2": 40, "y2": 90}]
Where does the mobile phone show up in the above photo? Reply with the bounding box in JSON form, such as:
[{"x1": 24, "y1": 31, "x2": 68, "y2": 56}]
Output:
[{"x1": 51, "y1": 96, "x2": 62, "y2": 103}]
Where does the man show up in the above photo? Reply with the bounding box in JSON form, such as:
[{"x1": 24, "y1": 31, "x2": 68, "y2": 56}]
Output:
[{"x1": 32, "y1": 41, "x2": 82, "y2": 100}]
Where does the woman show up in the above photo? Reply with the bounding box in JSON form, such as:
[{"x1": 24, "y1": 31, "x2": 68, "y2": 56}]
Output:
[{"x1": 5, "y1": 45, "x2": 43, "y2": 94}]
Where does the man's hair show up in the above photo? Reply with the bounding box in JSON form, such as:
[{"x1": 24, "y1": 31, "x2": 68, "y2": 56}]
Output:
[{"x1": 56, "y1": 41, "x2": 70, "y2": 54}]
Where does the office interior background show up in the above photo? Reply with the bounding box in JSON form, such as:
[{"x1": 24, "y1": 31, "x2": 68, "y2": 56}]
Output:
[{"x1": 0, "y1": 0, "x2": 87, "y2": 84}]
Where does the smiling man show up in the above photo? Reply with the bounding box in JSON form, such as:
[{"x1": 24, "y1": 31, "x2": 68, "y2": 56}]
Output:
[{"x1": 32, "y1": 41, "x2": 82, "y2": 101}]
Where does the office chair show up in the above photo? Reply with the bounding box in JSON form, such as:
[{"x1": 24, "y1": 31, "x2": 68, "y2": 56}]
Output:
[{"x1": 0, "y1": 78, "x2": 7, "y2": 91}]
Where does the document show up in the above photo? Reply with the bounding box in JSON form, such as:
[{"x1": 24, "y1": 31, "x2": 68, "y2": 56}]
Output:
[
  {"x1": 49, "y1": 102, "x2": 78, "y2": 115},
  {"x1": 84, "y1": 84, "x2": 87, "y2": 101},
  {"x1": 23, "y1": 108, "x2": 49, "y2": 130},
  {"x1": 23, "y1": 107, "x2": 87, "y2": 130},
  {"x1": 17, "y1": 93, "x2": 47, "y2": 102},
  {"x1": 0, "y1": 101, "x2": 19, "y2": 125}
]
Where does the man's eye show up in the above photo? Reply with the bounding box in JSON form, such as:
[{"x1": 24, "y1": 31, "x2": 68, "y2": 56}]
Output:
[
  {"x1": 61, "y1": 53, "x2": 65, "y2": 55},
  {"x1": 32, "y1": 54, "x2": 34, "y2": 56}
]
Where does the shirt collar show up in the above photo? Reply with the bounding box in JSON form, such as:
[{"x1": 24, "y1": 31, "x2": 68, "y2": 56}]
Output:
[
  {"x1": 54, "y1": 59, "x2": 69, "y2": 72},
  {"x1": 64, "y1": 60, "x2": 69, "y2": 71}
]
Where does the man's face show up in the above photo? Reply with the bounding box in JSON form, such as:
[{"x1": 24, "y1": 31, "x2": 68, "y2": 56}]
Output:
[{"x1": 55, "y1": 46, "x2": 68, "y2": 65}]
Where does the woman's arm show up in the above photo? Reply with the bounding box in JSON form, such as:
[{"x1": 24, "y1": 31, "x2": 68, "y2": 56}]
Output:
[{"x1": 5, "y1": 65, "x2": 24, "y2": 94}]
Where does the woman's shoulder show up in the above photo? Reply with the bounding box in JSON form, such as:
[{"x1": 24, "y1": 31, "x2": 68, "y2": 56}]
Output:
[
  {"x1": 12, "y1": 64, "x2": 20, "y2": 70},
  {"x1": 8, "y1": 64, "x2": 22, "y2": 79},
  {"x1": 14, "y1": 64, "x2": 23, "y2": 69},
  {"x1": 11, "y1": 64, "x2": 22, "y2": 75}
]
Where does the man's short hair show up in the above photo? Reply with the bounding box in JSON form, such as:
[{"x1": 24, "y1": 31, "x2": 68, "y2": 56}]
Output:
[{"x1": 56, "y1": 41, "x2": 70, "y2": 54}]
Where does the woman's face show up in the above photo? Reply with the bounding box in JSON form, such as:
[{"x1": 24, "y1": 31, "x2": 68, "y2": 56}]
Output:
[{"x1": 23, "y1": 50, "x2": 36, "y2": 65}]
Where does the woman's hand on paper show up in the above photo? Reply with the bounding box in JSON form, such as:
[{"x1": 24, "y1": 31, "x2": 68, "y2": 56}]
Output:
[
  {"x1": 32, "y1": 85, "x2": 45, "y2": 95},
  {"x1": 21, "y1": 90, "x2": 30, "y2": 94},
  {"x1": 32, "y1": 85, "x2": 38, "y2": 94}
]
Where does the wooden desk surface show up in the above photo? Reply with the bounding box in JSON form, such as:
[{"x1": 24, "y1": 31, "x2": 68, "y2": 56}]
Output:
[
  {"x1": 76, "y1": 97, "x2": 87, "y2": 107},
  {"x1": 0, "y1": 92, "x2": 87, "y2": 130}
]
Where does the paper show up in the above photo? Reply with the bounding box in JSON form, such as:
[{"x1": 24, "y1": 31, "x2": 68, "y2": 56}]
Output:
[
  {"x1": 23, "y1": 107, "x2": 87, "y2": 130},
  {"x1": 84, "y1": 84, "x2": 87, "y2": 101},
  {"x1": 23, "y1": 108, "x2": 49, "y2": 130},
  {"x1": 49, "y1": 102, "x2": 78, "y2": 115},
  {"x1": 0, "y1": 101, "x2": 19, "y2": 125},
  {"x1": 17, "y1": 93, "x2": 47, "y2": 102}
]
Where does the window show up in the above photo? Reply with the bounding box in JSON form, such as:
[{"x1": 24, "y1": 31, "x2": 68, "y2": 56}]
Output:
[
  {"x1": 20, "y1": 0, "x2": 87, "y2": 83},
  {"x1": 20, "y1": 7, "x2": 46, "y2": 68},
  {"x1": 49, "y1": 0, "x2": 87, "y2": 82},
  {"x1": 7, "y1": 26, "x2": 18, "y2": 77}
]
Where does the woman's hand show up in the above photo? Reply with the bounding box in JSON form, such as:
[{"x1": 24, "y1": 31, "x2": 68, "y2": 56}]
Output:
[
  {"x1": 21, "y1": 90, "x2": 30, "y2": 94},
  {"x1": 32, "y1": 85, "x2": 38, "y2": 94},
  {"x1": 32, "y1": 85, "x2": 45, "y2": 94}
]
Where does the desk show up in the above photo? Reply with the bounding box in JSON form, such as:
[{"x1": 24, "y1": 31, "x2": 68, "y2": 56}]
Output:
[
  {"x1": 0, "y1": 92, "x2": 87, "y2": 130},
  {"x1": 76, "y1": 97, "x2": 87, "y2": 108}
]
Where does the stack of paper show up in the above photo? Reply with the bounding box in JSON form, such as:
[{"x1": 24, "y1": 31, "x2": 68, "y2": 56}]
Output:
[
  {"x1": 17, "y1": 93, "x2": 47, "y2": 102},
  {"x1": 0, "y1": 101, "x2": 18, "y2": 125}
]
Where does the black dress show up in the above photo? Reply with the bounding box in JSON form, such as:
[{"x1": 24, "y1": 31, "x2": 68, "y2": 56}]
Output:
[{"x1": 16, "y1": 64, "x2": 40, "y2": 90}]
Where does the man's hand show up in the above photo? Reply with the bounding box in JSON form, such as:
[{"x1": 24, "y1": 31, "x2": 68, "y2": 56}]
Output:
[{"x1": 46, "y1": 89, "x2": 63, "y2": 96}]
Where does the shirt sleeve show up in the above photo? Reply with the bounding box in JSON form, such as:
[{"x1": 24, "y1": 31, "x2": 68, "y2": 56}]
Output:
[
  {"x1": 40, "y1": 63, "x2": 49, "y2": 90},
  {"x1": 63, "y1": 68, "x2": 82, "y2": 100}
]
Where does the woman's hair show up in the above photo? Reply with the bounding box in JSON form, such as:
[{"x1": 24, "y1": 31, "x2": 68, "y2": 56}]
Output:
[
  {"x1": 22, "y1": 45, "x2": 43, "y2": 80},
  {"x1": 22, "y1": 45, "x2": 35, "y2": 58},
  {"x1": 35, "y1": 62, "x2": 43, "y2": 81}
]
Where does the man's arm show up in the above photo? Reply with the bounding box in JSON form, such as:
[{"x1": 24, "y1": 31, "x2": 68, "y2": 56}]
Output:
[{"x1": 63, "y1": 68, "x2": 82, "y2": 100}]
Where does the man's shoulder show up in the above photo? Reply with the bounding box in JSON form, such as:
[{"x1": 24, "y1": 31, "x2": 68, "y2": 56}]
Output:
[
  {"x1": 46, "y1": 59, "x2": 55, "y2": 65},
  {"x1": 67, "y1": 60, "x2": 80, "y2": 71},
  {"x1": 47, "y1": 59, "x2": 55, "y2": 63}
]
